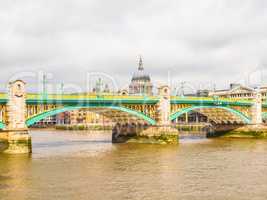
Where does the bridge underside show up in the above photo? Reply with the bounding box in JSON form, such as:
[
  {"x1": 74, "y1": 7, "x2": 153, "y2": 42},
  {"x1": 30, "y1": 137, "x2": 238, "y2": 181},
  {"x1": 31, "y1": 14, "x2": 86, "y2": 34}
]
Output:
[
  {"x1": 171, "y1": 106, "x2": 251, "y2": 125},
  {"x1": 25, "y1": 106, "x2": 156, "y2": 127},
  {"x1": 0, "y1": 122, "x2": 4, "y2": 130},
  {"x1": 262, "y1": 112, "x2": 267, "y2": 120},
  {"x1": 76, "y1": 107, "x2": 153, "y2": 124},
  {"x1": 0, "y1": 105, "x2": 262, "y2": 130},
  {"x1": 192, "y1": 108, "x2": 247, "y2": 124}
]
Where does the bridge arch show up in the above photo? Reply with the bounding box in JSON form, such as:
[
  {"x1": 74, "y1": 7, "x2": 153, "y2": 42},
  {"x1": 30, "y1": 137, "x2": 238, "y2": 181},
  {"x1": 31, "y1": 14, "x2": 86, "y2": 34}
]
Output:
[
  {"x1": 0, "y1": 122, "x2": 5, "y2": 130},
  {"x1": 26, "y1": 105, "x2": 157, "y2": 127},
  {"x1": 262, "y1": 112, "x2": 267, "y2": 120},
  {"x1": 170, "y1": 106, "x2": 251, "y2": 124}
]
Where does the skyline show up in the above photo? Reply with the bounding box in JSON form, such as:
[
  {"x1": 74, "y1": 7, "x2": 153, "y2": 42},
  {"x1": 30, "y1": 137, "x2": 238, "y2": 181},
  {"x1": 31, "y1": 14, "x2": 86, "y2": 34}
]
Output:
[
  {"x1": 0, "y1": 57, "x2": 266, "y2": 94},
  {"x1": 0, "y1": 56, "x2": 266, "y2": 94}
]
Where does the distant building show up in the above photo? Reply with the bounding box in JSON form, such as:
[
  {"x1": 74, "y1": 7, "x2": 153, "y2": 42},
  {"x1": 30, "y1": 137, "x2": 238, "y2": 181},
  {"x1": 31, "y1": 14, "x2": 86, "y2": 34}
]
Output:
[
  {"x1": 196, "y1": 89, "x2": 210, "y2": 97},
  {"x1": 91, "y1": 78, "x2": 111, "y2": 94},
  {"x1": 56, "y1": 112, "x2": 70, "y2": 124},
  {"x1": 33, "y1": 115, "x2": 57, "y2": 127},
  {"x1": 54, "y1": 110, "x2": 112, "y2": 125},
  {"x1": 209, "y1": 84, "x2": 267, "y2": 101},
  {"x1": 103, "y1": 84, "x2": 110, "y2": 93},
  {"x1": 119, "y1": 89, "x2": 129, "y2": 95},
  {"x1": 68, "y1": 110, "x2": 112, "y2": 125},
  {"x1": 180, "y1": 89, "x2": 210, "y2": 97},
  {"x1": 129, "y1": 56, "x2": 153, "y2": 96}
]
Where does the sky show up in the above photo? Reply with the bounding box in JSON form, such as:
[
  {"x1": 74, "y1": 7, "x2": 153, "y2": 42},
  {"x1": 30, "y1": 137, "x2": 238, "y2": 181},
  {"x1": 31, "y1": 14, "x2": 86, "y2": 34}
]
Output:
[{"x1": 0, "y1": 0, "x2": 267, "y2": 93}]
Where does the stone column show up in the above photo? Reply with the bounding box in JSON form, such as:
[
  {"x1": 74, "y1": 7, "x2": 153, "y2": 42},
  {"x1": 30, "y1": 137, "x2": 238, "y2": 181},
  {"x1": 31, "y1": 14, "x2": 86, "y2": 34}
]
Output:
[
  {"x1": 185, "y1": 112, "x2": 189, "y2": 123},
  {"x1": 157, "y1": 85, "x2": 171, "y2": 126},
  {"x1": 251, "y1": 88, "x2": 262, "y2": 125},
  {"x1": 136, "y1": 85, "x2": 179, "y2": 144},
  {"x1": 112, "y1": 86, "x2": 179, "y2": 145},
  {"x1": 196, "y1": 113, "x2": 199, "y2": 123},
  {"x1": 3, "y1": 80, "x2": 31, "y2": 154}
]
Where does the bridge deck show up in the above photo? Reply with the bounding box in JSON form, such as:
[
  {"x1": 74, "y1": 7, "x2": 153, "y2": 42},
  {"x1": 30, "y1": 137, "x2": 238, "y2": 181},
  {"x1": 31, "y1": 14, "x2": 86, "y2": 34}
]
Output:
[{"x1": 0, "y1": 92, "x2": 258, "y2": 107}]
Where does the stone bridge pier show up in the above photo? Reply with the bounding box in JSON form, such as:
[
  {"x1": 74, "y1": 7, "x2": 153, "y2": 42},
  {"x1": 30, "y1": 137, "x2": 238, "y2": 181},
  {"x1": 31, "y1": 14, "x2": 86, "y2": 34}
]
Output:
[
  {"x1": 112, "y1": 85, "x2": 179, "y2": 144},
  {"x1": 251, "y1": 88, "x2": 263, "y2": 125},
  {"x1": 0, "y1": 80, "x2": 32, "y2": 154},
  {"x1": 208, "y1": 89, "x2": 267, "y2": 137}
]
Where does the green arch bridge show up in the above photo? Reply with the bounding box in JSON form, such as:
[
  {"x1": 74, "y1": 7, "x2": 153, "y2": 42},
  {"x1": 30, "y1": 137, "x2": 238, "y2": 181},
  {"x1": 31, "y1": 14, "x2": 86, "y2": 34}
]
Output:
[{"x1": 0, "y1": 92, "x2": 266, "y2": 130}]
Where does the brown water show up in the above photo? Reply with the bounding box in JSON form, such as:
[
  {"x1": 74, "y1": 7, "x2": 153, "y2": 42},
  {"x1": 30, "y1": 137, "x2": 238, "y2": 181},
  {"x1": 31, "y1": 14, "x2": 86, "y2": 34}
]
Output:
[{"x1": 0, "y1": 130, "x2": 267, "y2": 200}]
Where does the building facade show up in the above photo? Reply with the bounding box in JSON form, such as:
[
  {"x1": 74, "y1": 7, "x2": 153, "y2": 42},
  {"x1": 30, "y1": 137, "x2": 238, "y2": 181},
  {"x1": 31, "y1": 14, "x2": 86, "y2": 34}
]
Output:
[
  {"x1": 209, "y1": 83, "x2": 267, "y2": 102},
  {"x1": 55, "y1": 110, "x2": 113, "y2": 125},
  {"x1": 129, "y1": 57, "x2": 153, "y2": 96}
]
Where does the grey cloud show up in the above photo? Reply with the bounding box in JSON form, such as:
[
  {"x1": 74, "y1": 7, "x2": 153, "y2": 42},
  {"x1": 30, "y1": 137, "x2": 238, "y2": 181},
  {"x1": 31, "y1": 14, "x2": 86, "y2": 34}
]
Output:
[{"x1": 0, "y1": 0, "x2": 267, "y2": 92}]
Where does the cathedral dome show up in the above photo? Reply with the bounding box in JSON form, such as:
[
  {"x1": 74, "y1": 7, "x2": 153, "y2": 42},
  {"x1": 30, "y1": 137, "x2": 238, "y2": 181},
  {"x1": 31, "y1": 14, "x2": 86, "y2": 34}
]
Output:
[
  {"x1": 129, "y1": 56, "x2": 153, "y2": 95},
  {"x1": 131, "y1": 73, "x2": 151, "y2": 82},
  {"x1": 131, "y1": 57, "x2": 151, "y2": 82}
]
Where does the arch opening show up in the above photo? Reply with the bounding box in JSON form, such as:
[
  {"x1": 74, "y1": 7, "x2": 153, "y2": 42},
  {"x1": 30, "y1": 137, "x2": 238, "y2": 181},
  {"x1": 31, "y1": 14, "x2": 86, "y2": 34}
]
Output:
[
  {"x1": 170, "y1": 106, "x2": 251, "y2": 124},
  {"x1": 26, "y1": 105, "x2": 156, "y2": 127},
  {"x1": 262, "y1": 112, "x2": 267, "y2": 123},
  {"x1": 0, "y1": 122, "x2": 5, "y2": 130}
]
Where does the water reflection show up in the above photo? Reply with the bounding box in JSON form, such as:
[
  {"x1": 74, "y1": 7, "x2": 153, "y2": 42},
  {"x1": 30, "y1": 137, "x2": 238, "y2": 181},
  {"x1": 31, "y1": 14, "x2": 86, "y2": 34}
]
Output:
[
  {"x1": 0, "y1": 130, "x2": 267, "y2": 200},
  {"x1": 0, "y1": 153, "x2": 31, "y2": 200}
]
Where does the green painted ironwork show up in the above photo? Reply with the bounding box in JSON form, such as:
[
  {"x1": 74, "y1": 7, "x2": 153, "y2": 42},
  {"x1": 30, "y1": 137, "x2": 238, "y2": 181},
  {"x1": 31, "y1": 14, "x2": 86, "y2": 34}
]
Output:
[
  {"x1": 0, "y1": 93, "x2": 254, "y2": 106},
  {"x1": 26, "y1": 105, "x2": 157, "y2": 127},
  {"x1": 262, "y1": 112, "x2": 267, "y2": 119},
  {"x1": 0, "y1": 122, "x2": 5, "y2": 130},
  {"x1": 0, "y1": 92, "x2": 263, "y2": 126},
  {"x1": 25, "y1": 98, "x2": 159, "y2": 105},
  {"x1": 170, "y1": 105, "x2": 251, "y2": 124},
  {"x1": 170, "y1": 99, "x2": 252, "y2": 107}
]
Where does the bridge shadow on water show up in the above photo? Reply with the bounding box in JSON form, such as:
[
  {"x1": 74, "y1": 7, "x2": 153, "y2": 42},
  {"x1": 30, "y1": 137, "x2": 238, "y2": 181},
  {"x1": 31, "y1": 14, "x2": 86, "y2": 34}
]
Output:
[
  {"x1": 0, "y1": 130, "x2": 211, "y2": 155},
  {"x1": 32, "y1": 139, "x2": 111, "y2": 148},
  {"x1": 178, "y1": 131, "x2": 210, "y2": 144}
]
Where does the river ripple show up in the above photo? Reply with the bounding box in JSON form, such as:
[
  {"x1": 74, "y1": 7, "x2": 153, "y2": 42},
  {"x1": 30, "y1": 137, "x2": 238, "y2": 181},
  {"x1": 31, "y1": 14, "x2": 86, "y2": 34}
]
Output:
[{"x1": 0, "y1": 130, "x2": 267, "y2": 200}]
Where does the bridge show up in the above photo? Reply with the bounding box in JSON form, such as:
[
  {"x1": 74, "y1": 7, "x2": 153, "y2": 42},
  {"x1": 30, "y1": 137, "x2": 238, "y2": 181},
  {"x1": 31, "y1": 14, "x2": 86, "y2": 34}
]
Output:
[{"x1": 0, "y1": 80, "x2": 266, "y2": 154}]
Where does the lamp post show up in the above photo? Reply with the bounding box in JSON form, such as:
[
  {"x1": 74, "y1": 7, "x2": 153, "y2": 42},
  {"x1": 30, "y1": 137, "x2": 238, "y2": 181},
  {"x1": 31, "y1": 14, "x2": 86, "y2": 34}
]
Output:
[
  {"x1": 60, "y1": 82, "x2": 64, "y2": 96},
  {"x1": 180, "y1": 81, "x2": 186, "y2": 97},
  {"x1": 96, "y1": 78, "x2": 104, "y2": 98},
  {"x1": 42, "y1": 74, "x2": 48, "y2": 100}
]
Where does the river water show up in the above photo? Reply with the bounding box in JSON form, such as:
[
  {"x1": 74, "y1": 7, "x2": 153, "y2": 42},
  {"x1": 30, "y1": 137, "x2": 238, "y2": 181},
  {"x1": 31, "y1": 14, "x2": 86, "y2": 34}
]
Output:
[{"x1": 0, "y1": 130, "x2": 267, "y2": 200}]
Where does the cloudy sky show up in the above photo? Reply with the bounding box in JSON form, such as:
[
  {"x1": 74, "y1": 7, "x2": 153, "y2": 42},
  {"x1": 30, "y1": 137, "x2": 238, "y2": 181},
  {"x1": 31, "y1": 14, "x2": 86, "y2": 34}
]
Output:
[{"x1": 1, "y1": 0, "x2": 267, "y2": 93}]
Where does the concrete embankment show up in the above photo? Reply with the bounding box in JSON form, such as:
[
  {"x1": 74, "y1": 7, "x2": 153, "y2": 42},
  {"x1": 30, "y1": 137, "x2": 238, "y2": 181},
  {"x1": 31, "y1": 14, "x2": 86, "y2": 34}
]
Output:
[
  {"x1": 55, "y1": 125, "x2": 112, "y2": 131},
  {"x1": 112, "y1": 124, "x2": 179, "y2": 145},
  {"x1": 208, "y1": 125, "x2": 267, "y2": 139}
]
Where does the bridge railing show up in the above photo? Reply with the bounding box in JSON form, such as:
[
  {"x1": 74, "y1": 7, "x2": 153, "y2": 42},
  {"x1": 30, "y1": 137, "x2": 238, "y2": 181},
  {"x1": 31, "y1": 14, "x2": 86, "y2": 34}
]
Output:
[
  {"x1": 170, "y1": 96, "x2": 253, "y2": 103},
  {"x1": 0, "y1": 92, "x2": 256, "y2": 105},
  {"x1": 0, "y1": 93, "x2": 6, "y2": 99},
  {"x1": 26, "y1": 93, "x2": 159, "y2": 100},
  {"x1": 0, "y1": 92, "x2": 158, "y2": 100}
]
